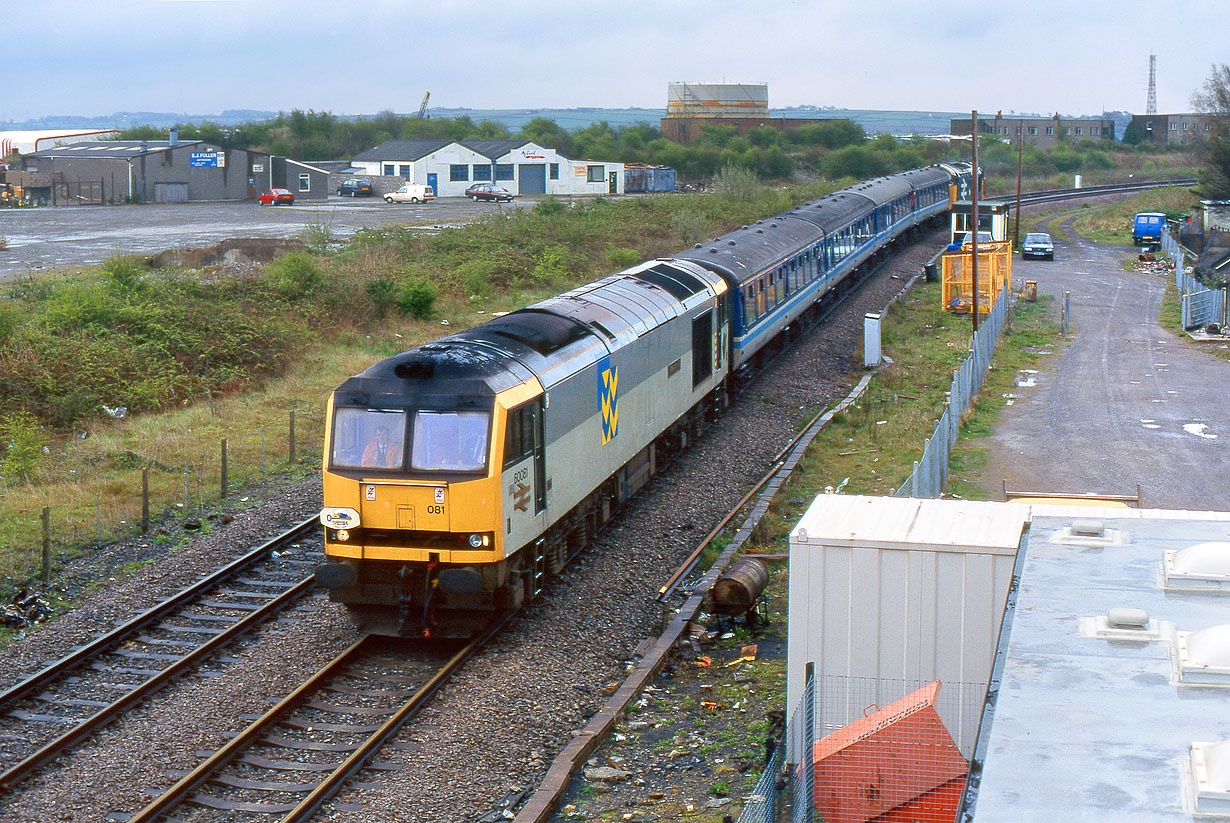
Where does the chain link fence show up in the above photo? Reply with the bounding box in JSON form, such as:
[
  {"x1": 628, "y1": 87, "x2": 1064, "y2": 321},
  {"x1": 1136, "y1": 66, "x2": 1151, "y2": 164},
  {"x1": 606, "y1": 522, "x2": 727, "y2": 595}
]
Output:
[
  {"x1": 893, "y1": 286, "x2": 1010, "y2": 498},
  {"x1": 1163, "y1": 226, "x2": 1228, "y2": 331},
  {"x1": 786, "y1": 672, "x2": 986, "y2": 823}
]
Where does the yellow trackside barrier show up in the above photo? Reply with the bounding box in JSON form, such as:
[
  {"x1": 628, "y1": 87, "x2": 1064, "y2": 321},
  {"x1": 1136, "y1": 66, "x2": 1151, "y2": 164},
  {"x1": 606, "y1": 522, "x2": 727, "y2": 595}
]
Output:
[{"x1": 941, "y1": 240, "x2": 1013, "y2": 314}]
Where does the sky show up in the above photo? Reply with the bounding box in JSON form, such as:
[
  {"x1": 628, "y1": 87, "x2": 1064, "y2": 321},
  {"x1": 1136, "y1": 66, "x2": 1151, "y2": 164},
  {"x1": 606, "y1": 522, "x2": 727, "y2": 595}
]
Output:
[{"x1": 2, "y1": 0, "x2": 1224, "y2": 123}]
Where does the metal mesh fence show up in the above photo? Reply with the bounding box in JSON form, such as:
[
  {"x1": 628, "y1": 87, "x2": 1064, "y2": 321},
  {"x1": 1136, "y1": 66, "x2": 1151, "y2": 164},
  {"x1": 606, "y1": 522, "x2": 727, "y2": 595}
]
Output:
[
  {"x1": 736, "y1": 740, "x2": 785, "y2": 823},
  {"x1": 894, "y1": 286, "x2": 1009, "y2": 498},
  {"x1": 788, "y1": 675, "x2": 987, "y2": 823},
  {"x1": 1164, "y1": 226, "x2": 1228, "y2": 330}
]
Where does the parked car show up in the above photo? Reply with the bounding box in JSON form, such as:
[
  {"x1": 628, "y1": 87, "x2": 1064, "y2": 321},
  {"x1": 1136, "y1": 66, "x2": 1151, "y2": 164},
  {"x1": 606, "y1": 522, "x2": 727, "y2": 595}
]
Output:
[
  {"x1": 385, "y1": 183, "x2": 435, "y2": 203},
  {"x1": 1022, "y1": 232, "x2": 1055, "y2": 260},
  {"x1": 464, "y1": 183, "x2": 515, "y2": 202},
  {"x1": 258, "y1": 188, "x2": 295, "y2": 206},
  {"x1": 337, "y1": 179, "x2": 374, "y2": 197}
]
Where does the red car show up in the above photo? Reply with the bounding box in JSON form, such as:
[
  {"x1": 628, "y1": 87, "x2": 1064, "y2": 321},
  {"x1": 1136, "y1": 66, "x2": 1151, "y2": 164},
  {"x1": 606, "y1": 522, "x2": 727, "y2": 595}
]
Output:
[
  {"x1": 464, "y1": 183, "x2": 516, "y2": 202},
  {"x1": 258, "y1": 188, "x2": 295, "y2": 206}
]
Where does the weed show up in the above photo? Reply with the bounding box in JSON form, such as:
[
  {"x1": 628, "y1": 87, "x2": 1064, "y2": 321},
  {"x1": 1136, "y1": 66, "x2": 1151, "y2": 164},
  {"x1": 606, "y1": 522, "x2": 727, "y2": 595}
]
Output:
[
  {"x1": 397, "y1": 278, "x2": 437, "y2": 319},
  {"x1": 0, "y1": 411, "x2": 48, "y2": 483}
]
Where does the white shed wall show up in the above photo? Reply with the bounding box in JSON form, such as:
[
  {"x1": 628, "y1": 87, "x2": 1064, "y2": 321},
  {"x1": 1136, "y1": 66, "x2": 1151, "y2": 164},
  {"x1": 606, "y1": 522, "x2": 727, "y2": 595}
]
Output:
[{"x1": 786, "y1": 496, "x2": 1026, "y2": 760}]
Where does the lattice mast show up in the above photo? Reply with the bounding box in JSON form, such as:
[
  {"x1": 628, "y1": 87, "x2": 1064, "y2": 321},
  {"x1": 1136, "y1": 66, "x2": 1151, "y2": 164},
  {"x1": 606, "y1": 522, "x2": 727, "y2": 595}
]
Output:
[{"x1": 1146, "y1": 53, "x2": 1157, "y2": 115}]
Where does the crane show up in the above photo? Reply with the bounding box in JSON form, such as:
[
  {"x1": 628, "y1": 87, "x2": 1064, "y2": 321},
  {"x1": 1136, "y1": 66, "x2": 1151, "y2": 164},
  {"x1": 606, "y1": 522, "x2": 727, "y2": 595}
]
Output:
[{"x1": 417, "y1": 92, "x2": 430, "y2": 118}]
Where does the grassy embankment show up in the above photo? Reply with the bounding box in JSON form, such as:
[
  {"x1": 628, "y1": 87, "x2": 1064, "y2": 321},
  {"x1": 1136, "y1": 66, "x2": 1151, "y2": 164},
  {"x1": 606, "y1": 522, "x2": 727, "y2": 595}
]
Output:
[{"x1": 0, "y1": 181, "x2": 837, "y2": 599}]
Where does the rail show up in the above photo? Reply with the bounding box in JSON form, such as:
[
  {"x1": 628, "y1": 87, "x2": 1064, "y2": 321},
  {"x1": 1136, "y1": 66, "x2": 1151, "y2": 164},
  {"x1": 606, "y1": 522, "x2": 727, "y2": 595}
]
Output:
[{"x1": 0, "y1": 518, "x2": 321, "y2": 794}]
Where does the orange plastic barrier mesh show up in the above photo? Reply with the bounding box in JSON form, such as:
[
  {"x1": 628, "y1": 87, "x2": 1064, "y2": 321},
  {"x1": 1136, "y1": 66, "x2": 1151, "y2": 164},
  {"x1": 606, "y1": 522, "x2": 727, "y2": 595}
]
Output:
[{"x1": 812, "y1": 681, "x2": 969, "y2": 823}]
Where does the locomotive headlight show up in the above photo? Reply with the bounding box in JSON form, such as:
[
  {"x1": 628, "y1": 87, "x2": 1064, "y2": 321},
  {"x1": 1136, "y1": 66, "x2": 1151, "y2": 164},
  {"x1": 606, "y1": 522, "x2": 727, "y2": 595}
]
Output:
[
  {"x1": 468, "y1": 533, "x2": 485, "y2": 548},
  {"x1": 337, "y1": 529, "x2": 350, "y2": 542}
]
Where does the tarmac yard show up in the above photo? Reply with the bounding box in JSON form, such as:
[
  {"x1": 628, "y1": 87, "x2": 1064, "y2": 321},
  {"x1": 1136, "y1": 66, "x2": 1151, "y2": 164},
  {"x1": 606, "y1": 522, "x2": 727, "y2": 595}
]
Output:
[
  {"x1": 0, "y1": 196, "x2": 519, "y2": 279},
  {"x1": 972, "y1": 213, "x2": 1230, "y2": 510}
]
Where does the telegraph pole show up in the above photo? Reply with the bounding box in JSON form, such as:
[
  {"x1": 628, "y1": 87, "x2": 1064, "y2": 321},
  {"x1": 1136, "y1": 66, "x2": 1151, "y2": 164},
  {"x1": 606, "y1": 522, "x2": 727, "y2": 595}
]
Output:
[
  {"x1": 971, "y1": 110, "x2": 980, "y2": 333},
  {"x1": 1014, "y1": 122, "x2": 1024, "y2": 251}
]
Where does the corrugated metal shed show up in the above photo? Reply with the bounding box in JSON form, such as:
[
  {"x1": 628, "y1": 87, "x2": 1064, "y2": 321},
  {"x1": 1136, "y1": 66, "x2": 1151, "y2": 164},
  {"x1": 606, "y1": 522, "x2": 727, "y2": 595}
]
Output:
[{"x1": 787, "y1": 496, "x2": 1028, "y2": 763}]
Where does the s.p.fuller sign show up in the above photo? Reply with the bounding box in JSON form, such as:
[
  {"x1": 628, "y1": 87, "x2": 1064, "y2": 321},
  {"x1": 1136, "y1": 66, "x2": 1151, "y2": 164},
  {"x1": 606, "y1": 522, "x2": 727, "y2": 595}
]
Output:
[{"x1": 189, "y1": 152, "x2": 225, "y2": 168}]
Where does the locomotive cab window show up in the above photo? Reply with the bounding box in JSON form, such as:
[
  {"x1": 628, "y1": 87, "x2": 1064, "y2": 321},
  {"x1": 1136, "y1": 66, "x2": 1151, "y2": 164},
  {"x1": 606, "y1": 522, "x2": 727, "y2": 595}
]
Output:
[
  {"x1": 411, "y1": 410, "x2": 489, "y2": 473},
  {"x1": 331, "y1": 407, "x2": 407, "y2": 470}
]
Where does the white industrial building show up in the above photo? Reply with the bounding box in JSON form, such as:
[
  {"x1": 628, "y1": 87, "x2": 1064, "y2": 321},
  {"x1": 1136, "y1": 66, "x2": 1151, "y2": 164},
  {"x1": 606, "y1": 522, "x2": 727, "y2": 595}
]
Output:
[{"x1": 349, "y1": 138, "x2": 623, "y2": 198}]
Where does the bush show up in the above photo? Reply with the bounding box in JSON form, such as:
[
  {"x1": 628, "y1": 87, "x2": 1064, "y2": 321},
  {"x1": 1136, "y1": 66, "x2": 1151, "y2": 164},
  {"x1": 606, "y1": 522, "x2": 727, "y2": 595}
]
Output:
[
  {"x1": 397, "y1": 278, "x2": 436, "y2": 319},
  {"x1": 534, "y1": 196, "x2": 566, "y2": 216},
  {"x1": 101, "y1": 255, "x2": 147, "y2": 294},
  {"x1": 0, "y1": 411, "x2": 47, "y2": 483},
  {"x1": 266, "y1": 252, "x2": 327, "y2": 299},
  {"x1": 364, "y1": 277, "x2": 399, "y2": 319},
  {"x1": 456, "y1": 259, "x2": 497, "y2": 297},
  {"x1": 712, "y1": 164, "x2": 763, "y2": 201},
  {"x1": 604, "y1": 246, "x2": 641, "y2": 269},
  {"x1": 531, "y1": 245, "x2": 571, "y2": 285}
]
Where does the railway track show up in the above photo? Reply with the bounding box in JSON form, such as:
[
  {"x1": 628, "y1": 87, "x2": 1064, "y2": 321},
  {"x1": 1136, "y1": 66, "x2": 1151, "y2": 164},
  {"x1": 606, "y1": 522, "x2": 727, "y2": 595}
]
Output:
[
  {"x1": 121, "y1": 618, "x2": 506, "y2": 823},
  {"x1": 1010, "y1": 177, "x2": 1196, "y2": 208},
  {"x1": 0, "y1": 518, "x2": 322, "y2": 794}
]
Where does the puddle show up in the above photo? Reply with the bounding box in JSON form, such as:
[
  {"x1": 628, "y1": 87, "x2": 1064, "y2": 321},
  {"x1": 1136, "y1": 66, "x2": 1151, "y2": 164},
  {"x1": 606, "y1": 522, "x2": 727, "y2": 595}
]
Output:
[{"x1": 1183, "y1": 423, "x2": 1217, "y2": 440}]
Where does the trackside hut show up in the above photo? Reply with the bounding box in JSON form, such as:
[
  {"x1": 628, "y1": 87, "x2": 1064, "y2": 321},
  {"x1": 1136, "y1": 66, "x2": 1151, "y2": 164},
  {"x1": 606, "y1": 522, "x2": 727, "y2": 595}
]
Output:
[{"x1": 21, "y1": 139, "x2": 266, "y2": 203}]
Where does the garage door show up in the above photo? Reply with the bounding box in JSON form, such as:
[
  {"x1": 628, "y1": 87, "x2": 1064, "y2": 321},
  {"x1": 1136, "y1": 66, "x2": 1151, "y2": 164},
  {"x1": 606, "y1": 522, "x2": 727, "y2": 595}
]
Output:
[
  {"x1": 519, "y1": 163, "x2": 546, "y2": 194},
  {"x1": 154, "y1": 182, "x2": 188, "y2": 203}
]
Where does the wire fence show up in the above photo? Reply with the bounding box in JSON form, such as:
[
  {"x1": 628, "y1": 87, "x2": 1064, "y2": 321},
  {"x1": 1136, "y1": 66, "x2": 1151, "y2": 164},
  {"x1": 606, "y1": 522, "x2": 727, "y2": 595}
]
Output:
[
  {"x1": 1162, "y1": 226, "x2": 1228, "y2": 331},
  {"x1": 893, "y1": 286, "x2": 1010, "y2": 498},
  {"x1": 787, "y1": 672, "x2": 986, "y2": 823},
  {"x1": 6, "y1": 410, "x2": 322, "y2": 585}
]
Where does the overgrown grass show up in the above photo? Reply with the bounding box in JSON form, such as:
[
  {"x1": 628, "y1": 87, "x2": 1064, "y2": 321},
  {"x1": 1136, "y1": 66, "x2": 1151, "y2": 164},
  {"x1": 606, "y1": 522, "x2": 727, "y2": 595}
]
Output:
[{"x1": 1066, "y1": 186, "x2": 1201, "y2": 245}]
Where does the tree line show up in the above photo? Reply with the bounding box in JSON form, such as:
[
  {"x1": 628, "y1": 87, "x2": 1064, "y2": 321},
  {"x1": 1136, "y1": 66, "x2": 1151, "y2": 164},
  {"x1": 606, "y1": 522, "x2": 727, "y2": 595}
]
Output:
[{"x1": 111, "y1": 100, "x2": 1220, "y2": 189}]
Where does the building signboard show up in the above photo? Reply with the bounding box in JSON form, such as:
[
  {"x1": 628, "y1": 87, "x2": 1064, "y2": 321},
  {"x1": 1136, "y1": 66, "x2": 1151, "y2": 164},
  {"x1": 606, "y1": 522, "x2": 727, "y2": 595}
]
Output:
[{"x1": 190, "y1": 151, "x2": 225, "y2": 168}]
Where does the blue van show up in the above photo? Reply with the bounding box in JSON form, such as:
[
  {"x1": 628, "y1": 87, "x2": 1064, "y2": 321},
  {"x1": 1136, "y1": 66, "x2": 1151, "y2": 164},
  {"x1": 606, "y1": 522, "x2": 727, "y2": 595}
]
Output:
[{"x1": 1133, "y1": 212, "x2": 1166, "y2": 246}]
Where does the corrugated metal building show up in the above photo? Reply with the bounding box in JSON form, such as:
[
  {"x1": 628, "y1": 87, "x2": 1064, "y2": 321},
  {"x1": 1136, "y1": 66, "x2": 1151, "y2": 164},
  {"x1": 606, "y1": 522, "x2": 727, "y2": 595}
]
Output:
[{"x1": 21, "y1": 137, "x2": 267, "y2": 203}]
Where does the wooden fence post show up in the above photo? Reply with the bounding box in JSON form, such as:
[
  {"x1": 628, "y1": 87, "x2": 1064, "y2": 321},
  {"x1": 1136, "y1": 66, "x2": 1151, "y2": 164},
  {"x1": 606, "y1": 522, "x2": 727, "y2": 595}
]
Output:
[{"x1": 41, "y1": 506, "x2": 50, "y2": 583}]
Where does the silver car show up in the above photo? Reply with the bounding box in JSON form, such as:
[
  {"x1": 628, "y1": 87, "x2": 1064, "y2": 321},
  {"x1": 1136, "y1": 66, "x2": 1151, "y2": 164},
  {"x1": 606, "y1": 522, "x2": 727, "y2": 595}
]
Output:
[{"x1": 1022, "y1": 232, "x2": 1054, "y2": 260}]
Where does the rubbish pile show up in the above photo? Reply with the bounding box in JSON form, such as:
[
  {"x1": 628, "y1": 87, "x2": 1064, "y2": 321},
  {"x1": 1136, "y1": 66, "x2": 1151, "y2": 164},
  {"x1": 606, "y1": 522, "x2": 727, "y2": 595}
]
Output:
[{"x1": 1, "y1": 588, "x2": 53, "y2": 628}]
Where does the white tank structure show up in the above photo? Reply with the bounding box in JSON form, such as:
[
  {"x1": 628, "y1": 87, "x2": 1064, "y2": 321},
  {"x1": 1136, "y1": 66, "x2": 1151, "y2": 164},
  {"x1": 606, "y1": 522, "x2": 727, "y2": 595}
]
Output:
[{"x1": 665, "y1": 82, "x2": 769, "y2": 119}]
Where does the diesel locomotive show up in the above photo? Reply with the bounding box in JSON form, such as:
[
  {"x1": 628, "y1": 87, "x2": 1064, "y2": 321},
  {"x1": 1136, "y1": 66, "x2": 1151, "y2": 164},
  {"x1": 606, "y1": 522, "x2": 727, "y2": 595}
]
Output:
[{"x1": 315, "y1": 161, "x2": 979, "y2": 637}]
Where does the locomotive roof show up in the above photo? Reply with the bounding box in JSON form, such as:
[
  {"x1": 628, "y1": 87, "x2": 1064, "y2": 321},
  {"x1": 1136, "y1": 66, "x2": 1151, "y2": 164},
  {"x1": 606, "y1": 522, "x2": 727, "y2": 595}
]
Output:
[
  {"x1": 671, "y1": 215, "x2": 827, "y2": 284},
  {"x1": 334, "y1": 260, "x2": 724, "y2": 398},
  {"x1": 336, "y1": 338, "x2": 539, "y2": 401}
]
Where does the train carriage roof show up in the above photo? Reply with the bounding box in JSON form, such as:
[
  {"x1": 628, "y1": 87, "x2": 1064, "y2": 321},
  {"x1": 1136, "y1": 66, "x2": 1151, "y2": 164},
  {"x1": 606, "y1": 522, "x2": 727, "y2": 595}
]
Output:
[
  {"x1": 898, "y1": 166, "x2": 952, "y2": 188},
  {"x1": 784, "y1": 191, "x2": 877, "y2": 232},
  {"x1": 844, "y1": 175, "x2": 914, "y2": 206},
  {"x1": 671, "y1": 216, "x2": 826, "y2": 285}
]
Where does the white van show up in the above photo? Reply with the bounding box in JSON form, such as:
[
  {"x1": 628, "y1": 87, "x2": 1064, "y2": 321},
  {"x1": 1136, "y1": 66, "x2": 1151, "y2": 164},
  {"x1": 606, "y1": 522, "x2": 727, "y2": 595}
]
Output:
[{"x1": 384, "y1": 183, "x2": 435, "y2": 204}]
